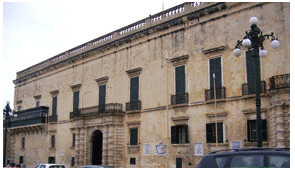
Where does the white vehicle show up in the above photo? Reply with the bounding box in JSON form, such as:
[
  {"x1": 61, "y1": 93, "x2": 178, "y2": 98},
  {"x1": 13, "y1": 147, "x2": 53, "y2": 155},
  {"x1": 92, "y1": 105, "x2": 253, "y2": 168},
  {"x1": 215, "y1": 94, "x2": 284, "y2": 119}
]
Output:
[{"x1": 35, "y1": 164, "x2": 65, "y2": 168}]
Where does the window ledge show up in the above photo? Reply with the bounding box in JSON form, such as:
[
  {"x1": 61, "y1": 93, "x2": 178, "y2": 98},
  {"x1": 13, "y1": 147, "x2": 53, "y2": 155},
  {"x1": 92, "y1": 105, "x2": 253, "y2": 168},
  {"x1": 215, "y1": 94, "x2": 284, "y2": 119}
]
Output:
[
  {"x1": 49, "y1": 148, "x2": 56, "y2": 150},
  {"x1": 207, "y1": 142, "x2": 229, "y2": 147},
  {"x1": 169, "y1": 103, "x2": 188, "y2": 108},
  {"x1": 172, "y1": 143, "x2": 190, "y2": 147},
  {"x1": 128, "y1": 145, "x2": 140, "y2": 148},
  {"x1": 244, "y1": 142, "x2": 268, "y2": 146}
]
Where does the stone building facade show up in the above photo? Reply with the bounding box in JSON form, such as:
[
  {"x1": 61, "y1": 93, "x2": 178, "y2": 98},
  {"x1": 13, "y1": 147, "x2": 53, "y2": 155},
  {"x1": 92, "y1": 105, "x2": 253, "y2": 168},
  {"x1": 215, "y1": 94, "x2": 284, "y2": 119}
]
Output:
[{"x1": 8, "y1": 2, "x2": 289, "y2": 168}]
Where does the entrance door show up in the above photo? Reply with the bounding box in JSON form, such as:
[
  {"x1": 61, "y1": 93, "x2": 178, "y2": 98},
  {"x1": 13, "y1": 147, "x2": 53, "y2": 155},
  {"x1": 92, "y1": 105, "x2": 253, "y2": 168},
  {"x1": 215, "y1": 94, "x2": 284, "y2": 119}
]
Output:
[{"x1": 92, "y1": 130, "x2": 103, "y2": 165}]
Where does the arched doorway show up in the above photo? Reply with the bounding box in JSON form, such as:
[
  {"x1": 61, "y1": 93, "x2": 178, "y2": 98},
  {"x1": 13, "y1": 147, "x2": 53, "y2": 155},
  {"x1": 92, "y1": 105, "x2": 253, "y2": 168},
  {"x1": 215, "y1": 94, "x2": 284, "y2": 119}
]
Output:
[{"x1": 92, "y1": 130, "x2": 103, "y2": 165}]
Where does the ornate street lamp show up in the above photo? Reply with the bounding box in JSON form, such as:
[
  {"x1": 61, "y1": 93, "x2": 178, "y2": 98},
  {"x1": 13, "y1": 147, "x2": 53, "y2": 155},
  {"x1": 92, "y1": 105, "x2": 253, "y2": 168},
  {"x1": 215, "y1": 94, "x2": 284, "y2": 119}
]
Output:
[
  {"x1": 233, "y1": 17, "x2": 279, "y2": 147},
  {"x1": 3, "y1": 101, "x2": 17, "y2": 167}
]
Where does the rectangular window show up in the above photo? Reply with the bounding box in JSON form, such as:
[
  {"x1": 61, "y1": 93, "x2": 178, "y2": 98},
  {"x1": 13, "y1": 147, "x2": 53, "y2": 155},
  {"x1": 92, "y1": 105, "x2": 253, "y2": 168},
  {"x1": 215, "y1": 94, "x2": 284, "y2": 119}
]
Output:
[
  {"x1": 175, "y1": 65, "x2": 186, "y2": 94},
  {"x1": 72, "y1": 134, "x2": 75, "y2": 147},
  {"x1": 130, "y1": 128, "x2": 138, "y2": 145},
  {"x1": 247, "y1": 119, "x2": 267, "y2": 142},
  {"x1": 36, "y1": 101, "x2": 40, "y2": 107},
  {"x1": 18, "y1": 106, "x2": 21, "y2": 111},
  {"x1": 130, "y1": 77, "x2": 139, "y2": 102},
  {"x1": 171, "y1": 125, "x2": 189, "y2": 144},
  {"x1": 206, "y1": 122, "x2": 223, "y2": 143},
  {"x1": 51, "y1": 135, "x2": 55, "y2": 148},
  {"x1": 73, "y1": 91, "x2": 80, "y2": 111},
  {"x1": 99, "y1": 85, "x2": 106, "y2": 113},
  {"x1": 209, "y1": 57, "x2": 222, "y2": 89},
  {"x1": 19, "y1": 156, "x2": 24, "y2": 164},
  {"x1": 48, "y1": 157, "x2": 55, "y2": 164},
  {"x1": 52, "y1": 97, "x2": 57, "y2": 115},
  {"x1": 130, "y1": 158, "x2": 136, "y2": 165},
  {"x1": 71, "y1": 157, "x2": 75, "y2": 167},
  {"x1": 22, "y1": 137, "x2": 25, "y2": 148}
]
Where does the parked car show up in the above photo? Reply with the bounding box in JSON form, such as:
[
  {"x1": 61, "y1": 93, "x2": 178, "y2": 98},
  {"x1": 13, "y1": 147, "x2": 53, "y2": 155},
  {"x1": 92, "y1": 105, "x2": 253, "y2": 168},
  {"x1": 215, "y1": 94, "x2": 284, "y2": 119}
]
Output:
[
  {"x1": 35, "y1": 164, "x2": 65, "y2": 168},
  {"x1": 197, "y1": 147, "x2": 290, "y2": 168},
  {"x1": 79, "y1": 165, "x2": 114, "y2": 168}
]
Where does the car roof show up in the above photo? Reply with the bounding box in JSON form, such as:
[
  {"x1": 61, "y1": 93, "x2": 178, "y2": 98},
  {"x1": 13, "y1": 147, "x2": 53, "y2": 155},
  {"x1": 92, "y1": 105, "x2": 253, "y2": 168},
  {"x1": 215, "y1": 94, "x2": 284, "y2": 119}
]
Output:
[{"x1": 207, "y1": 147, "x2": 290, "y2": 156}]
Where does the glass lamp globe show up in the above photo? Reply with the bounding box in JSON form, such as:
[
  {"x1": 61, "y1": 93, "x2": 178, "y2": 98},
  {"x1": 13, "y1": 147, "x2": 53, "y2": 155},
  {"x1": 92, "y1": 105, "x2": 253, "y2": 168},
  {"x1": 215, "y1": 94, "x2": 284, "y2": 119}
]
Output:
[
  {"x1": 242, "y1": 39, "x2": 251, "y2": 48},
  {"x1": 250, "y1": 17, "x2": 258, "y2": 25},
  {"x1": 233, "y1": 48, "x2": 242, "y2": 57},
  {"x1": 260, "y1": 50, "x2": 268, "y2": 58},
  {"x1": 271, "y1": 40, "x2": 280, "y2": 49}
]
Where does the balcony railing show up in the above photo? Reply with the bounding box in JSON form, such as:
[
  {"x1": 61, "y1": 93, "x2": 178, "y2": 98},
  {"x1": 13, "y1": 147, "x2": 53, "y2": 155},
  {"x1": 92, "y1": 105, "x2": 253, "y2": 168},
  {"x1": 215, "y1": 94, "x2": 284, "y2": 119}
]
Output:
[
  {"x1": 242, "y1": 81, "x2": 266, "y2": 96},
  {"x1": 49, "y1": 115, "x2": 58, "y2": 122},
  {"x1": 205, "y1": 87, "x2": 226, "y2": 100},
  {"x1": 70, "y1": 103, "x2": 123, "y2": 119},
  {"x1": 171, "y1": 93, "x2": 189, "y2": 105},
  {"x1": 8, "y1": 106, "x2": 49, "y2": 128},
  {"x1": 269, "y1": 73, "x2": 290, "y2": 90},
  {"x1": 126, "y1": 101, "x2": 141, "y2": 112}
]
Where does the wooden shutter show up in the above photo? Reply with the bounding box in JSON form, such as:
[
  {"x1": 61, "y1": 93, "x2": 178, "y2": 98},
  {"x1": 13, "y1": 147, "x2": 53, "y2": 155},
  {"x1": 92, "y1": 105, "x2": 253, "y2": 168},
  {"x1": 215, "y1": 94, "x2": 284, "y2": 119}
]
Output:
[
  {"x1": 99, "y1": 85, "x2": 106, "y2": 112},
  {"x1": 210, "y1": 58, "x2": 222, "y2": 89},
  {"x1": 171, "y1": 126, "x2": 177, "y2": 144},
  {"x1": 51, "y1": 135, "x2": 55, "y2": 148},
  {"x1": 52, "y1": 97, "x2": 57, "y2": 115},
  {"x1": 206, "y1": 124, "x2": 213, "y2": 143},
  {"x1": 262, "y1": 119, "x2": 267, "y2": 141},
  {"x1": 72, "y1": 134, "x2": 75, "y2": 147},
  {"x1": 73, "y1": 91, "x2": 79, "y2": 111},
  {"x1": 184, "y1": 125, "x2": 189, "y2": 143},
  {"x1": 217, "y1": 122, "x2": 223, "y2": 143},
  {"x1": 130, "y1": 77, "x2": 139, "y2": 102},
  {"x1": 175, "y1": 66, "x2": 185, "y2": 94},
  {"x1": 130, "y1": 128, "x2": 138, "y2": 145}
]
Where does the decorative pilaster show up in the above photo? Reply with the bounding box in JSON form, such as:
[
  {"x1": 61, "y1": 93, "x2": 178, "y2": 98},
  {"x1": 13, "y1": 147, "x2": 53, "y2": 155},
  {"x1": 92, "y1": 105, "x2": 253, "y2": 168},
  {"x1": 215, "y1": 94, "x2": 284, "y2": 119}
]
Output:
[
  {"x1": 275, "y1": 104, "x2": 285, "y2": 148},
  {"x1": 108, "y1": 125, "x2": 114, "y2": 166},
  {"x1": 102, "y1": 126, "x2": 109, "y2": 165},
  {"x1": 76, "y1": 128, "x2": 81, "y2": 166}
]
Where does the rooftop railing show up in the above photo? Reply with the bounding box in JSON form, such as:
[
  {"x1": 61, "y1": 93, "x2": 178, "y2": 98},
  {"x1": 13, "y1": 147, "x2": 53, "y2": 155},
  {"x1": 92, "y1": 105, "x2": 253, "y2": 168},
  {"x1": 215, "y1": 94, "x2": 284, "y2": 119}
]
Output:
[{"x1": 14, "y1": 2, "x2": 224, "y2": 84}]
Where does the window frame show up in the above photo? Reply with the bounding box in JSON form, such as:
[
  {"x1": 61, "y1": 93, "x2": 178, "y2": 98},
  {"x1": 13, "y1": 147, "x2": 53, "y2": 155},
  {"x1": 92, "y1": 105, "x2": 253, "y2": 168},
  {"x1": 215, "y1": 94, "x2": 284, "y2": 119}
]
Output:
[
  {"x1": 171, "y1": 124, "x2": 189, "y2": 144},
  {"x1": 247, "y1": 119, "x2": 267, "y2": 142},
  {"x1": 130, "y1": 128, "x2": 138, "y2": 145},
  {"x1": 206, "y1": 122, "x2": 223, "y2": 143},
  {"x1": 51, "y1": 135, "x2": 55, "y2": 148}
]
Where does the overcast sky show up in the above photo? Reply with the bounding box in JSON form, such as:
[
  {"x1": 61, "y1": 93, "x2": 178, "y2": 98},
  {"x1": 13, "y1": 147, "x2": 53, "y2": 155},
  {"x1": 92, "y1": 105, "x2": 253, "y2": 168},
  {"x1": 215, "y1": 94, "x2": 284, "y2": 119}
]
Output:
[{"x1": 2, "y1": 1, "x2": 185, "y2": 110}]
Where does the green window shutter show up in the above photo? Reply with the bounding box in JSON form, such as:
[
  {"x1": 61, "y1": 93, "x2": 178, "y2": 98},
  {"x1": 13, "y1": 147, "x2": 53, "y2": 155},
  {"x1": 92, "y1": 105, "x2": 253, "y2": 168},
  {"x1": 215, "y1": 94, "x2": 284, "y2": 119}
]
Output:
[
  {"x1": 73, "y1": 91, "x2": 79, "y2": 111},
  {"x1": 52, "y1": 97, "x2": 57, "y2": 115},
  {"x1": 130, "y1": 128, "x2": 138, "y2": 145},
  {"x1": 185, "y1": 125, "x2": 189, "y2": 143},
  {"x1": 130, "y1": 77, "x2": 139, "y2": 102},
  {"x1": 217, "y1": 122, "x2": 223, "y2": 143},
  {"x1": 210, "y1": 57, "x2": 222, "y2": 89},
  {"x1": 175, "y1": 66, "x2": 185, "y2": 94},
  {"x1": 99, "y1": 85, "x2": 106, "y2": 112},
  {"x1": 206, "y1": 124, "x2": 213, "y2": 143},
  {"x1": 171, "y1": 126, "x2": 177, "y2": 144}
]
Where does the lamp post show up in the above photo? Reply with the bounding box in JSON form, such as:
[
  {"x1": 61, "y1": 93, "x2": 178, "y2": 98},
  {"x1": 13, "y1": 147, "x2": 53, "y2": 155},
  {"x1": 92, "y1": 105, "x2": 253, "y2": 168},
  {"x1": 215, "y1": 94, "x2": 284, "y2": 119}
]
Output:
[
  {"x1": 233, "y1": 17, "x2": 280, "y2": 147},
  {"x1": 3, "y1": 101, "x2": 17, "y2": 167}
]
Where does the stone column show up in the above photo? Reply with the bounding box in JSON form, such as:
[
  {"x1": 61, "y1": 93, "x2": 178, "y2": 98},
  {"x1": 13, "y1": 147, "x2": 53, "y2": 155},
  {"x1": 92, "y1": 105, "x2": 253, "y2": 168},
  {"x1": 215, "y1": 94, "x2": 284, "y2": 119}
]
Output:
[
  {"x1": 102, "y1": 125, "x2": 109, "y2": 165},
  {"x1": 275, "y1": 104, "x2": 285, "y2": 148}
]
